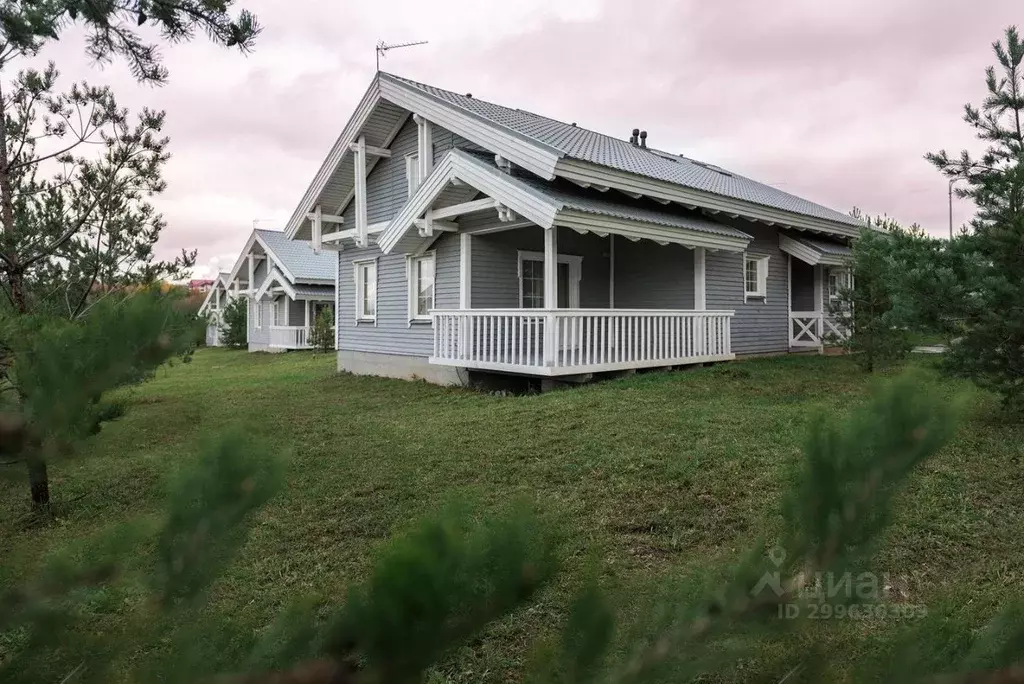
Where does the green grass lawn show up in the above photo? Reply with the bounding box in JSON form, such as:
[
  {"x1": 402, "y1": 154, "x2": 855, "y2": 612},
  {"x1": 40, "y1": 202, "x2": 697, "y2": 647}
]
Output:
[{"x1": 3, "y1": 349, "x2": 1024, "y2": 682}]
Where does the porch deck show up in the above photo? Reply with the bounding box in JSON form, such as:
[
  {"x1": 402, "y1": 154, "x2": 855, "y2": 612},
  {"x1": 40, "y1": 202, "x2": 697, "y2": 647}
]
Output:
[{"x1": 430, "y1": 309, "x2": 734, "y2": 376}]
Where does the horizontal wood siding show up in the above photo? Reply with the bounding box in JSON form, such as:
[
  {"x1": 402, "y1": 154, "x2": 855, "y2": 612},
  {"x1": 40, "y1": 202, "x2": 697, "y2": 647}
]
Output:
[
  {"x1": 336, "y1": 233, "x2": 459, "y2": 357},
  {"x1": 613, "y1": 236, "x2": 694, "y2": 309},
  {"x1": 288, "y1": 298, "x2": 306, "y2": 326},
  {"x1": 707, "y1": 222, "x2": 788, "y2": 354},
  {"x1": 341, "y1": 121, "x2": 483, "y2": 225},
  {"x1": 468, "y1": 224, "x2": 610, "y2": 308}
]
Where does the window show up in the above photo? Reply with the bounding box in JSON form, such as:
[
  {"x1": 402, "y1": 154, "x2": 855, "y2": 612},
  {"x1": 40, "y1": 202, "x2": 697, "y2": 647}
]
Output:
[
  {"x1": 517, "y1": 251, "x2": 582, "y2": 308},
  {"x1": 354, "y1": 260, "x2": 377, "y2": 322},
  {"x1": 744, "y1": 254, "x2": 769, "y2": 300},
  {"x1": 407, "y1": 253, "x2": 435, "y2": 321},
  {"x1": 406, "y1": 153, "x2": 421, "y2": 197},
  {"x1": 253, "y1": 299, "x2": 263, "y2": 328},
  {"x1": 829, "y1": 269, "x2": 850, "y2": 304}
]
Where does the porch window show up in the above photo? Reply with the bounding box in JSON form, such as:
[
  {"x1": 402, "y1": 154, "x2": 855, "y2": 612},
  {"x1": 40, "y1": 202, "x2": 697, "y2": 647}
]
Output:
[
  {"x1": 354, "y1": 259, "x2": 377, "y2": 323},
  {"x1": 407, "y1": 253, "x2": 435, "y2": 321},
  {"x1": 744, "y1": 253, "x2": 769, "y2": 301},
  {"x1": 406, "y1": 153, "x2": 421, "y2": 197},
  {"x1": 517, "y1": 251, "x2": 582, "y2": 308},
  {"x1": 309, "y1": 301, "x2": 333, "y2": 325},
  {"x1": 253, "y1": 300, "x2": 263, "y2": 329}
]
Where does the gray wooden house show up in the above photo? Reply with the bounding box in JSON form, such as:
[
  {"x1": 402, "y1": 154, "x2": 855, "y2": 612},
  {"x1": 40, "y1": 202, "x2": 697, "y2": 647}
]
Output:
[
  {"x1": 223, "y1": 229, "x2": 335, "y2": 351},
  {"x1": 283, "y1": 73, "x2": 858, "y2": 385}
]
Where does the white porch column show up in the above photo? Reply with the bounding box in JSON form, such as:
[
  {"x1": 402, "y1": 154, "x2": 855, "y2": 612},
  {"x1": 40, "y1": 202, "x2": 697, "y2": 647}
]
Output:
[
  {"x1": 354, "y1": 135, "x2": 368, "y2": 247},
  {"x1": 693, "y1": 247, "x2": 706, "y2": 310},
  {"x1": 304, "y1": 300, "x2": 310, "y2": 329},
  {"x1": 813, "y1": 264, "x2": 824, "y2": 350},
  {"x1": 608, "y1": 234, "x2": 615, "y2": 308},
  {"x1": 459, "y1": 232, "x2": 472, "y2": 309},
  {"x1": 543, "y1": 226, "x2": 558, "y2": 366},
  {"x1": 247, "y1": 254, "x2": 255, "y2": 293}
]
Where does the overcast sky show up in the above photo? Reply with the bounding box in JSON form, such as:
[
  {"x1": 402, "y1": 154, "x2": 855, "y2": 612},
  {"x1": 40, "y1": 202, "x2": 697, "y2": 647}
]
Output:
[{"x1": 28, "y1": 0, "x2": 1018, "y2": 278}]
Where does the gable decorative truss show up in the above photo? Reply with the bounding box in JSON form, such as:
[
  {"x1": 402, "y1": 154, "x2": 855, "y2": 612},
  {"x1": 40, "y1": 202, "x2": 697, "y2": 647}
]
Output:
[
  {"x1": 226, "y1": 230, "x2": 301, "y2": 291},
  {"x1": 377, "y1": 149, "x2": 752, "y2": 255},
  {"x1": 254, "y1": 267, "x2": 296, "y2": 301}
]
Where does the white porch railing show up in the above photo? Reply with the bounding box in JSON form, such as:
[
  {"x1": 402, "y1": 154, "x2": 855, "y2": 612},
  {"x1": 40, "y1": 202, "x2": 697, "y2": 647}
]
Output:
[
  {"x1": 431, "y1": 309, "x2": 735, "y2": 376},
  {"x1": 790, "y1": 312, "x2": 849, "y2": 348},
  {"x1": 269, "y1": 325, "x2": 311, "y2": 349}
]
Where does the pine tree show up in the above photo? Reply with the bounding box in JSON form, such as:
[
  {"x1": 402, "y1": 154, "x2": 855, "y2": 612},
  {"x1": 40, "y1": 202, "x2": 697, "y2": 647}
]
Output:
[
  {"x1": 927, "y1": 26, "x2": 1024, "y2": 410},
  {"x1": 0, "y1": 1, "x2": 259, "y2": 507},
  {"x1": 219, "y1": 296, "x2": 248, "y2": 348},
  {"x1": 17, "y1": 373, "x2": 1024, "y2": 683},
  {"x1": 309, "y1": 305, "x2": 334, "y2": 353},
  {"x1": 830, "y1": 223, "x2": 911, "y2": 371}
]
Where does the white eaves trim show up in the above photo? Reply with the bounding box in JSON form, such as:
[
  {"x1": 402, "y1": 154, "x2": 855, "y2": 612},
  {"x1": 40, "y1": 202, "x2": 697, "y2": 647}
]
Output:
[
  {"x1": 254, "y1": 268, "x2": 297, "y2": 301},
  {"x1": 378, "y1": 73, "x2": 561, "y2": 181},
  {"x1": 284, "y1": 79, "x2": 382, "y2": 239},
  {"x1": 556, "y1": 211, "x2": 749, "y2": 252},
  {"x1": 555, "y1": 158, "x2": 863, "y2": 239}
]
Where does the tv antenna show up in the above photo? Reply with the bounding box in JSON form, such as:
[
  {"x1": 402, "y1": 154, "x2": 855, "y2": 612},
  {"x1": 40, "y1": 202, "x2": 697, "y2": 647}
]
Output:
[{"x1": 376, "y1": 39, "x2": 428, "y2": 71}]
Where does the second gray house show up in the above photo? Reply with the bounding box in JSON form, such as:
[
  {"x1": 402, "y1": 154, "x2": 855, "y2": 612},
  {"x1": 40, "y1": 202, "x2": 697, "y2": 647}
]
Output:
[
  {"x1": 281, "y1": 73, "x2": 858, "y2": 385},
  {"x1": 224, "y1": 229, "x2": 335, "y2": 351}
]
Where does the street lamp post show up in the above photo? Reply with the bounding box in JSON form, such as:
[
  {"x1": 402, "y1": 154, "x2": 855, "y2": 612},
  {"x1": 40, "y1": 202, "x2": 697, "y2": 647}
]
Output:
[{"x1": 948, "y1": 177, "x2": 966, "y2": 240}]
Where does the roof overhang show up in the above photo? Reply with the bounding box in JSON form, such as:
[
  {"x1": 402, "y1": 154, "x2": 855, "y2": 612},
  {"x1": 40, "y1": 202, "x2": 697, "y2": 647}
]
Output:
[
  {"x1": 779, "y1": 234, "x2": 851, "y2": 266},
  {"x1": 377, "y1": 149, "x2": 751, "y2": 255},
  {"x1": 555, "y1": 158, "x2": 863, "y2": 239}
]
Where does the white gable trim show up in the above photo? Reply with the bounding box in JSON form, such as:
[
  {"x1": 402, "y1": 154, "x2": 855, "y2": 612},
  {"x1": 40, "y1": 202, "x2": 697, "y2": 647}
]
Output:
[
  {"x1": 254, "y1": 268, "x2": 297, "y2": 301},
  {"x1": 227, "y1": 231, "x2": 299, "y2": 287},
  {"x1": 378, "y1": 73, "x2": 561, "y2": 181},
  {"x1": 284, "y1": 79, "x2": 382, "y2": 239},
  {"x1": 377, "y1": 149, "x2": 563, "y2": 254}
]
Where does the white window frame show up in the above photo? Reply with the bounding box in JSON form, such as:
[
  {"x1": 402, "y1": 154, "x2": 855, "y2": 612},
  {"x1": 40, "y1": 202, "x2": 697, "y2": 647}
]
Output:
[
  {"x1": 517, "y1": 251, "x2": 583, "y2": 309},
  {"x1": 406, "y1": 251, "x2": 436, "y2": 324},
  {"x1": 253, "y1": 299, "x2": 263, "y2": 329},
  {"x1": 353, "y1": 258, "x2": 378, "y2": 324},
  {"x1": 743, "y1": 253, "x2": 770, "y2": 302},
  {"x1": 828, "y1": 268, "x2": 850, "y2": 304},
  {"x1": 405, "y1": 153, "x2": 421, "y2": 197}
]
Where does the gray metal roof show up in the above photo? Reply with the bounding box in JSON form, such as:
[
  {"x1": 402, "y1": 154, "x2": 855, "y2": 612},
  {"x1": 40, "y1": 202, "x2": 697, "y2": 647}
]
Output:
[
  {"x1": 256, "y1": 230, "x2": 334, "y2": 282},
  {"x1": 292, "y1": 284, "x2": 335, "y2": 299},
  {"x1": 385, "y1": 74, "x2": 861, "y2": 229},
  {"x1": 797, "y1": 235, "x2": 853, "y2": 256}
]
